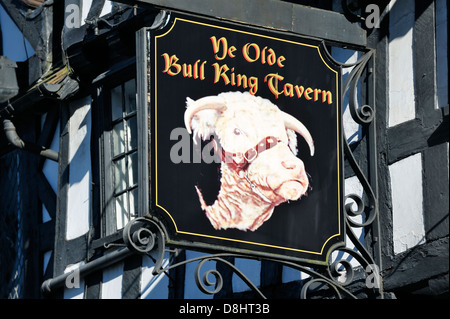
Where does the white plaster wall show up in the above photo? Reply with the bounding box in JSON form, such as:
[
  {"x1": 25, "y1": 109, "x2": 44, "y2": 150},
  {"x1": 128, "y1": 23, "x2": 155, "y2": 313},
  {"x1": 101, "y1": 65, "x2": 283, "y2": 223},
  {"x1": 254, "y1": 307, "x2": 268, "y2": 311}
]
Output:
[
  {"x1": 388, "y1": 0, "x2": 416, "y2": 127},
  {"x1": 66, "y1": 97, "x2": 91, "y2": 240},
  {"x1": 101, "y1": 262, "x2": 124, "y2": 299},
  {"x1": 389, "y1": 153, "x2": 426, "y2": 254}
]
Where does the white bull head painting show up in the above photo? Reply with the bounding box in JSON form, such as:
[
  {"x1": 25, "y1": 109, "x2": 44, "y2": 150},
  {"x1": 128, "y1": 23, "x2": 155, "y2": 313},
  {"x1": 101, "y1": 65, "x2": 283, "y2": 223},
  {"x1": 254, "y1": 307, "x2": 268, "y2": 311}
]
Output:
[{"x1": 184, "y1": 91, "x2": 315, "y2": 231}]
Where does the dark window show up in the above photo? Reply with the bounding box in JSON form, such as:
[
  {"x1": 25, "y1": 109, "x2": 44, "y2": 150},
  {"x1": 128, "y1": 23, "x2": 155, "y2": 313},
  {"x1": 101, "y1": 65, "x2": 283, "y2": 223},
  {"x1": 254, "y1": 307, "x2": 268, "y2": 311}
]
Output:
[
  {"x1": 109, "y1": 78, "x2": 138, "y2": 231},
  {"x1": 91, "y1": 70, "x2": 140, "y2": 238}
]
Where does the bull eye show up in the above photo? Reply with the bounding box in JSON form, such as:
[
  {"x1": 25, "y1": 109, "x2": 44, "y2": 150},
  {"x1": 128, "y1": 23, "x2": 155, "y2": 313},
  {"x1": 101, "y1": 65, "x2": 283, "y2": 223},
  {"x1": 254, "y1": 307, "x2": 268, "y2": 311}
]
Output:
[{"x1": 233, "y1": 128, "x2": 241, "y2": 136}]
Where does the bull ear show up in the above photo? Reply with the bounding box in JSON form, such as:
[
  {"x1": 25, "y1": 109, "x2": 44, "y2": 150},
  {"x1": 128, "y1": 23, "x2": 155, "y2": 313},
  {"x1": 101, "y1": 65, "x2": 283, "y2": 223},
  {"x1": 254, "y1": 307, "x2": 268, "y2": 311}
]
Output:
[
  {"x1": 286, "y1": 129, "x2": 299, "y2": 155},
  {"x1": 184, "y1": 96, "x2": 227, "y2": 142},
  {"x1": 282, "y1": 112, "x2": 315, "y2": 156}
]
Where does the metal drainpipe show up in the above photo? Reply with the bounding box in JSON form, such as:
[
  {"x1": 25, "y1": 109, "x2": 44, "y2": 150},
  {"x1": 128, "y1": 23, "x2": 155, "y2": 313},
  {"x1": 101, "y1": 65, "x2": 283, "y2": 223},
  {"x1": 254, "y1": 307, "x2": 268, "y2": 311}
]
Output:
[
  {"x1": 41, "y1": 247, "x2": 134, "y2": 296},
  {"x1": 3, "y1": 119, "x2": 59, "y2": 162}
]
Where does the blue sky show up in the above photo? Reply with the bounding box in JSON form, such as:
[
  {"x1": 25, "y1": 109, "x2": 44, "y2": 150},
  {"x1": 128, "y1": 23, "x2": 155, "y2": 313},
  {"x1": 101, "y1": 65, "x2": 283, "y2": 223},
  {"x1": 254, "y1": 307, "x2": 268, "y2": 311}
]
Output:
[{"x1": 0, "y1": 4, "x2": 35, "y2": 61}]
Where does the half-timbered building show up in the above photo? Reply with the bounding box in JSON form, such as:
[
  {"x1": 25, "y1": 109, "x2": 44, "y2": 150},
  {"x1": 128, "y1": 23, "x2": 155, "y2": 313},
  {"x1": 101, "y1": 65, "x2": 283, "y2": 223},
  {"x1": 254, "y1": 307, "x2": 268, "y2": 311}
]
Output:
[{"x1": 0, "y1": 0, "x2": 448, "y2": 300}]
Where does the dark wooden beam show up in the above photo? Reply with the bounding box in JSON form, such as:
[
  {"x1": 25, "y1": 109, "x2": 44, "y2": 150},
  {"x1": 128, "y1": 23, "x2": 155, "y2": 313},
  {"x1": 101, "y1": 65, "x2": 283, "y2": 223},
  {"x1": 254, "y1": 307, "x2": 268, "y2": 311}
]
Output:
[
  {"x1": 383, "y1": 237, "x2": 449, "y2": 296},
  {"x1": 115, "y1": 0, "x2": 366, "y2": 47}
]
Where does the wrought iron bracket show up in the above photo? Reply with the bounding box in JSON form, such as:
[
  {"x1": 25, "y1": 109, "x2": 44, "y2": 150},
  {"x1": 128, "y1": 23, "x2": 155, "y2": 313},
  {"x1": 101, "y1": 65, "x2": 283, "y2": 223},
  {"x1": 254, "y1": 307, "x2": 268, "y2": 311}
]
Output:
[
  {"x1": 123, "y1": 206, "x2": 382, "y2": 299},
  {"x1": 127, "y1": 44, "x2": 382, "y2": 298}
]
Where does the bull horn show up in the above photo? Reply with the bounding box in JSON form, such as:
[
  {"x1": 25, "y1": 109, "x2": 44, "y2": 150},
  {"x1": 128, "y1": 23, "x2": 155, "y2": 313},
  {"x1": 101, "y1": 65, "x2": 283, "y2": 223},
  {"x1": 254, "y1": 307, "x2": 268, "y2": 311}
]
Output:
[
  {"x1": 282, "y1": 112, "x2": 315, "y2": 156},
  {"x1": 184, "y1": 96, "x2": 227, "y2": 134}
]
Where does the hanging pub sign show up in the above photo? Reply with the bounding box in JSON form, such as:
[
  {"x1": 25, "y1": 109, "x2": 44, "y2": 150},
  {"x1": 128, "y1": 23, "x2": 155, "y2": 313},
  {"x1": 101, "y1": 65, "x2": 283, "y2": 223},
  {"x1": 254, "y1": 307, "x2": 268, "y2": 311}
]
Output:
[{"x1": 148, "y1": 12, "x2": 344, "y2": 264}]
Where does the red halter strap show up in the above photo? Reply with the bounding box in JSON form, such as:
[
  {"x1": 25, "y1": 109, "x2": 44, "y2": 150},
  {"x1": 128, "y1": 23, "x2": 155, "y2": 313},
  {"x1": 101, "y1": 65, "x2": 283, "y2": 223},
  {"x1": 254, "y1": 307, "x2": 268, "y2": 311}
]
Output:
[{"x1": 220, "y1": 136, "x2": 281, "y2": 170}]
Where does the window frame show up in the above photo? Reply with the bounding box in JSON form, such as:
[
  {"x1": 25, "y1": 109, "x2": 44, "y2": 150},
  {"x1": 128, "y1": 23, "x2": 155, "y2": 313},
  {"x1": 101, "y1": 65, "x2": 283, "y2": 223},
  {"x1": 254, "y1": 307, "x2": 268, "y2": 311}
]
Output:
[
  {"x1": 109, "y1": 78, "x2": 139, "y2": 232},
  {"x1": 90, "y1": 62, "x2": 147, "y2": 239}
]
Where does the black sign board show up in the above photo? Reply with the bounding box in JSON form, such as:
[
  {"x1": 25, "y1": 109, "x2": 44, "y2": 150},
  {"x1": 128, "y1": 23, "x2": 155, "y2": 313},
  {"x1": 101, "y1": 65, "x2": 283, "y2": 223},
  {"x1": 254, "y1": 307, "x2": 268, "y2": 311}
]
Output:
[{"x1": 149, "y1": 13, "x2": 344, "y2": 264}]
